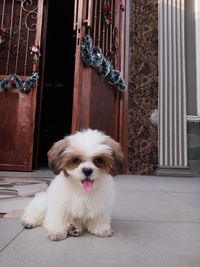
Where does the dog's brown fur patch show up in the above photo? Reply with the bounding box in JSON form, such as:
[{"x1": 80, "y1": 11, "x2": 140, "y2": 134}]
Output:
[
  {"x1": 102, "y1": 137, "x2": 124, "y2": 175},
  {"x1": 47, "y1": 138, "x2": 70, "y2": 175},
  {"x1": 63, "y1": 152, "x2": 84, "y2": 170},
  {"x1": 92, "y1": 153, "x2": 114, "y2": 173}
]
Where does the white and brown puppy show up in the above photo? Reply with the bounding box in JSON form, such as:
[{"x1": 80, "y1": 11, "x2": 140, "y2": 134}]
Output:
[{"x1": 22, "y1": 129, "x2": 123, "y2": 241}]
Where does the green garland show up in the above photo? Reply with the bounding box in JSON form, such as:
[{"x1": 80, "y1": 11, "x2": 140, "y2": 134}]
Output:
[
  {"x1": 81, "y1": 35, "x2": 127, "y2": 92},
  {"x1": 0, "y1": 73, "x2": 39, "y2": 93}
]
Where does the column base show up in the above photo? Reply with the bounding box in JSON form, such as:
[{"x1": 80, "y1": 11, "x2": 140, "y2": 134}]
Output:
[{"x1": 156, "y1": 166, "x2": 194, "y2": 177}]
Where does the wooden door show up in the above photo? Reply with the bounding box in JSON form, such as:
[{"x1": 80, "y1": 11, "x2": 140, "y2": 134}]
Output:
[
  {"x1": 0, "y1": 0, "x2": 44, "y2": 171},
  {"x1": 72, "y1": 0, "x2": 129, "y2": 164}
]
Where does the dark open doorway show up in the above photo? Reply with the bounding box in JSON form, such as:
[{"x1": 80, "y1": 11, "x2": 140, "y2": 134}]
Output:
[{"x1": 37, "y1": 0, "x2": 76, "y2": 167}]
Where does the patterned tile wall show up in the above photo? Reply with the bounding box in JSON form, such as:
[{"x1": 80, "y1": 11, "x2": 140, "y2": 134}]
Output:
[{"x1": 128, "y1": 0, "x2": 158, "y2": 174}]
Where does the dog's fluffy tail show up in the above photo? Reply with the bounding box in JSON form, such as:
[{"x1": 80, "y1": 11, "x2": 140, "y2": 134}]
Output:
[{"x1": 21, "y1": 191, "x2": 47, "y2": 229}]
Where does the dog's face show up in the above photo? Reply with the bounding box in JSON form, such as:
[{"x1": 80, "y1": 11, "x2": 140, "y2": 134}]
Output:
[{"x1": 47, "y1": 129, "x2": 124, "y2": 192}]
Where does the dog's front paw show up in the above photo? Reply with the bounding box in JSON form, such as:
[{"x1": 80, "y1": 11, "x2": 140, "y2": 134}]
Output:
[
  {"x1": 21, "y1": 218, "x2": 41, "y2": 229},
  {"x1": 47, "y1": 231, "x2": 68, "y2": 241},
  {"x1": 22, "y1": 221, "x2": 36, "y2": 229},
  {"x1": 93, "y1": 228, "x2": 113, "y2": 238},
  {"x1": 68, "y1": 224, "x2": 82, "y2": 237}
]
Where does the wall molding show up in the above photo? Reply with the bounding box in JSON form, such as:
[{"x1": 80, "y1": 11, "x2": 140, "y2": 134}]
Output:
[{"x1": 187, "y1": 115, "x2": 200, "y2": 122}]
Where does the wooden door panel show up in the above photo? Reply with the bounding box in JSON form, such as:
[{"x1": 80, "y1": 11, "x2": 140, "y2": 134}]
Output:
[
  {"x1": 0, "y1": 89, "x2": 37, "y2": 170},
  {"x1": 89, "y1": 69, "x2": 118, "y2": 139},
  {"x1": 0, "y1": 91, "x2": 19, "y2": 152}
]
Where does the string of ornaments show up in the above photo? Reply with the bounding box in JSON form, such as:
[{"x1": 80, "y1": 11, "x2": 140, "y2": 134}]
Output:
[
  {"x1": 81, "y1": 35, "x2": 127, "y2": 92},
  {"x1": 1, "y1": 34, "x2": 126, "y2": 92},
  {"x1": 0, "y1": 44, "x2": 40, "y2": 93},
  {"x1": 102, "y1": 0, "x2": 112, "y2": 26}
]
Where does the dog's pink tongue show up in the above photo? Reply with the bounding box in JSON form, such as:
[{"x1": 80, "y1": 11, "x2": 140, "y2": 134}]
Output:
[{"x1": 82, "y1": 179, "x2": 93, "y2": 192}]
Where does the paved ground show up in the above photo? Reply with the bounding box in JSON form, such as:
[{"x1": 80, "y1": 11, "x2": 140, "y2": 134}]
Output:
[{"x1": 0, "y1": 171, "x2": 200, "y2": 267}]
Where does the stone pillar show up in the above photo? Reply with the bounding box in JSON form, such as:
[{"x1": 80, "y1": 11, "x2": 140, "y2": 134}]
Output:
[
  {"x1": 157, "y1": 0, "x2": 192, "y2": 176},
  {"x1": 128, "y1": 1, "x2": 158, "y2": 175}
]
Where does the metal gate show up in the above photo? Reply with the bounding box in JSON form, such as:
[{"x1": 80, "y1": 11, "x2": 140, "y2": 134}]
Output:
[{"x1": 0, "y1": 0, "x2": 44, "y2": 171}]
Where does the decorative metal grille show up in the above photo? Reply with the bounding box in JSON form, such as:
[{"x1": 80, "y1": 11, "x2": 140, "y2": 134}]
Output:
[
  {"x1": 90, "y1": 0, "x2": 117, "y2": 64},
  {"x1": 74, "y1": 0, "x2": 120, "y2": 67},
  {"x1": 0, "y1": 0, "x2": 38, "y2": 76}
]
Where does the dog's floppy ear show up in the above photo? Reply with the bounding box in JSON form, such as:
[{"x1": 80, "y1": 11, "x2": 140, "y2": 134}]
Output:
[
  {"x1": 104, "y1": 137, "x2": 124, "y2": 176},
  {"x1": 47, "y1": 138, "x2": 69, "y2": 175}
]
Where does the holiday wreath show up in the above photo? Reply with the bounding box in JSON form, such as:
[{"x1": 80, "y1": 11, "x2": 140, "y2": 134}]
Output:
[{"x1": 81, "y1": 35, "x2": 127, "y2": 92}]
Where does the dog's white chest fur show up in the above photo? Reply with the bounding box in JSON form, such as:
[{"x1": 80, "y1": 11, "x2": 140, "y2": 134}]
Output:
[
  {"x1": 67, "y1": 195, "x2": 95, "y2": 219},
  {"x1": 50, "y1": 172, "x2": 115, "y2": 221}
]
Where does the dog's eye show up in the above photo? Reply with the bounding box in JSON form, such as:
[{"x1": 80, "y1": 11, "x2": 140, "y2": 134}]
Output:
[
  {"x1": 93, "y1": 157, "x2": 103, "y2": 166},
  {"x1": 72, "y1": 158, "x2": 81, "y2": 164}
]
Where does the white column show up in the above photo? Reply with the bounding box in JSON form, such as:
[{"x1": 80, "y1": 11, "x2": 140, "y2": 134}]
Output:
[
  {"x1": 157, "y1": 0, "x2": 192, "y2": 176},
  {"x1": 196, "y1": 0, "x2": 200, "y2": 115}
]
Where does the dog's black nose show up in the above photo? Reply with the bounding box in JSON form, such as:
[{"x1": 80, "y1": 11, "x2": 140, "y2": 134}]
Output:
[{"x1": 82, "y1": 167, "x2": 93, "y2": 177}]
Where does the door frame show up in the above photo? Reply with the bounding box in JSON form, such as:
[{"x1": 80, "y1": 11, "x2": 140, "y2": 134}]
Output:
[{"x1": 33, "y1": 0, "x2": 49, "y2": 169}]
